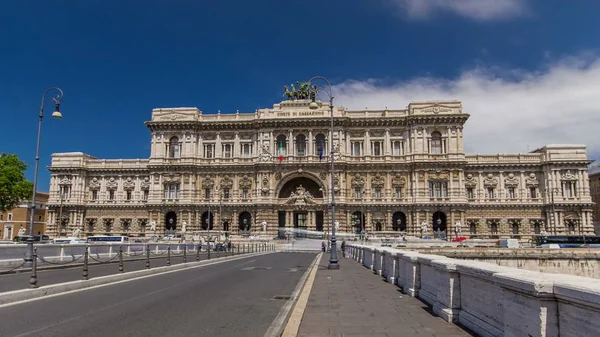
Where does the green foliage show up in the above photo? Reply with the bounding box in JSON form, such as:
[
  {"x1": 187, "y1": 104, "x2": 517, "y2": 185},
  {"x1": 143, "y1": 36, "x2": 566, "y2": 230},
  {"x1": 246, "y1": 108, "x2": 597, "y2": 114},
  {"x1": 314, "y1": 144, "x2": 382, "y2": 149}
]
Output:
[{"x1": 0, "y1": 153, "x2": 33, "y2": 212}]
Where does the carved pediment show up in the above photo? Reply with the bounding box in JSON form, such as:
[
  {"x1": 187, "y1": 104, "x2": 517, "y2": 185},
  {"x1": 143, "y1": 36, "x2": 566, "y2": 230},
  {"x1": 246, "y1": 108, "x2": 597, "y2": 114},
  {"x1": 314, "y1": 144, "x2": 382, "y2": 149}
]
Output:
[
  {"x1": 429, "y1": 171, "x2": 449, "y2": 181},
  {"x1": 163, "y1": 174, "x2": 181, "y2": 183},
  {"x1": 220, "y1": 175, "x2": 233, "y2": 189},
  {"x1": 351, "y1": 174, "x2": 365, "y2": 189},
  {"x1": 525, "y1": 173, "x2": 539, "y2": 187},
  {"x1": 504, "y1": 173, "x2": 519, "y2": 187},
  {"x1": 89, "y1": 178, "x2": 101, "y2": 190},
  {"x1": 123, "y1": 177, "x2": 136, "y2": 191},
  {"x1": 371, "y1": 174, "x2": 385, "y2": 188},
  {"x1": 140, "y1": 177, "x2": 151, "y2": 190},
  {"x1": 102, "y1": 218, "x2": 114, "y2": 226},
  {"x1": 464, "y1": 174, "x2": 477, "y2": 188},
  {"x1": 239, "y1": 175, "x2": 252, "y2": 189},
  {"x1": 59, "y1": 177, "x2": 72, "y2": 186},
  {"x1": 284, "y1": 185, "x2": 316, "y2": 205},
  {"x1": 106, "y1": 178, "x2": 118, "y2": 190},
  {"x1": 561, "y1": 170, "x2": 577, "y2": 181},
  {"x1": 483, "y1": 174, "x2": 498, "y2": 188},
  {"x1": 202, "y1": 175, "x2": 215, "y2": 189},
  {"x1": 391, "y1": 174, "x2": 406, "y2": 188}
]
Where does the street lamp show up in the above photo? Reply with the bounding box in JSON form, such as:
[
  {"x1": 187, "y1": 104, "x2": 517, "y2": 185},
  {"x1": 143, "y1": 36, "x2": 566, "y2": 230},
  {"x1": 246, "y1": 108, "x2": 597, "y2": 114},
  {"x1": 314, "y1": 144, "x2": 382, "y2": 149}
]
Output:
[
  {"x1": 436, "y1": 218, "x2": 442, "y2": 239},
  {"x1": 206, "y1": 188, "x2": 212, "y2": 259},
  {"x1": 25, "y1": 88, "x2": 64, "y2": 266},
  {"x1": 308, "y1": 76, "x2": 339, "y2": 270}
]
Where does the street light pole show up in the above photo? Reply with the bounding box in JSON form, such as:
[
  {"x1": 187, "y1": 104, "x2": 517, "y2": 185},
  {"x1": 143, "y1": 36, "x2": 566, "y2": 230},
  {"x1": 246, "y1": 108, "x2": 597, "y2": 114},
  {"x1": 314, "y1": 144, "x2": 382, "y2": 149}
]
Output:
[
  {"x1": 309, "y1": 76, "x2": 339, "y2": 269},
  {"x1": 207, "y1": 188, "x2": 211, "y2": 259},
  {"x1": 25, "y1": 88, "x2": 64, "y2": 266}
]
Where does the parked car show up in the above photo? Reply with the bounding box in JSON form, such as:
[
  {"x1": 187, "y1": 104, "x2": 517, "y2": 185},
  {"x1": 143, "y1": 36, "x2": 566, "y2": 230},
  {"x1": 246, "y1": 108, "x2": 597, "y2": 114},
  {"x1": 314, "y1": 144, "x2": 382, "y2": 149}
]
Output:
[{"x1": 214, "y1": 243, "x2": 226, "y2": 251}]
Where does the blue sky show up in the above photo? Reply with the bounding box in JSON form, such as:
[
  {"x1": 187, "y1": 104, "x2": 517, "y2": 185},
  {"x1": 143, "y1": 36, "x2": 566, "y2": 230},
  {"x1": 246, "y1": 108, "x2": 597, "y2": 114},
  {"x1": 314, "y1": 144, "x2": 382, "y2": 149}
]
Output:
[{"x1": 2, "y1": 0, "x2": 600, "y2": 191}]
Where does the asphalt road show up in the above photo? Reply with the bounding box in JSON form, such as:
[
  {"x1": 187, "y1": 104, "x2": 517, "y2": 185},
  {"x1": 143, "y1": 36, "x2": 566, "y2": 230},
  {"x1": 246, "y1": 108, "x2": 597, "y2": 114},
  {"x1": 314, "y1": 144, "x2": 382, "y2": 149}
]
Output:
[
  {"x1": 0, "y1": 252, "x2": 316, "y2": 337},
  {"x1": 0, "y1": 250, "x2": 236, "y2": 293}
]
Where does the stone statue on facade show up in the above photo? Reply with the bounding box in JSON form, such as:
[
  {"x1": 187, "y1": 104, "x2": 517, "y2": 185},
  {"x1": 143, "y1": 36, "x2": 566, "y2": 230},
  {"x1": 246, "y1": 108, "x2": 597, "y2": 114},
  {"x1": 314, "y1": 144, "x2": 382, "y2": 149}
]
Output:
[
  {"x1": 182, "y1": 221, "x2": 187, "y2": 233},
  {"x1": 420, "y1": 221, "x2": 428, "y2": 237},
  {"x1": 72, "y1": 227, "x2": 82, "y2": 238},
  {"x1": 150, "y1": 221, "x2": 157, "y2": 232},
  {"x1": 261, "y1": 221, "x2": 267, "y2": 232},
  {"x1": 18, "y1": 227, "x2": 26, "y2": 236},
  {"x1": 334, "y1": 220, "x2": 340, "y2": 231},
  {"x1": 454, "y1": 221, "x2": 462, "y2": 237}
]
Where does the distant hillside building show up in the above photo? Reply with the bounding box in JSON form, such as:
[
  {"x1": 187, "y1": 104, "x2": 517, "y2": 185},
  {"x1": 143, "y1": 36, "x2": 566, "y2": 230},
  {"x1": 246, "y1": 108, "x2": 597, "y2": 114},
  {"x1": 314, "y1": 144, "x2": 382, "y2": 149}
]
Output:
[
  {"x1": 0, "y1": 192, "x2": 49, "y2": 240},
  {"x1": 45, "y1": 99, "x2": 594, "y2": 239}
]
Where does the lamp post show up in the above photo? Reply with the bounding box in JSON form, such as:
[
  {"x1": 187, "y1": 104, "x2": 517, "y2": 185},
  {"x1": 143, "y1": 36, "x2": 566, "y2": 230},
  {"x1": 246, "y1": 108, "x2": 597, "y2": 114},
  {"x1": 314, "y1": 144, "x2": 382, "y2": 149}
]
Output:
[
  {"x1": 308, "y1": 76, "x2": 339, "y2": 269},
  {"x1": 436, "y1": 218, "x2": 442, "y2": 240},
  {"x1": 25, "y1": 88, "x2": 64, "y2": 266},
  {"x1": 207, "y1": 188, "x2": 211, "y2": 259}
]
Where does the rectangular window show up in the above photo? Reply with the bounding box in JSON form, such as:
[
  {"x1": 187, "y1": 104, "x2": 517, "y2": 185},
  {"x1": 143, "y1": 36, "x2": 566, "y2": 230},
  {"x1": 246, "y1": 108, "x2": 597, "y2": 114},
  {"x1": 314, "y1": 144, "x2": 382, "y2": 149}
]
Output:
[
  {"x1": 351, "y1": 142, "x2": 363, "y2": 156},
  {"x1": 223, "y1": 188, "x2": 230, "y2": 200},
  {"x1": 141, "y1": 224, "x2": 146, "y2": 233},
  {"x1": 38, "y1": 215, "x2": 42, "y2": 221},
  {"x1": 392, "y1": 141, "x2": 402, "y2": 156},
  {"x1": 205, "y1": 188, "x2": 211, "y2": 200},
  {"x1": 109, "y1": 190, "x2": 115, "y2": 200},
  {"x1": 428, "y1": 181, "x2": 448, "y2": 198},
  {"x1": 487, "y1": 187, "x2": 494, "y2": 199},
  {"x1": 143, "y1": 190, "x2": 149, "y2": 200},
  {"x1": 126, "y1": 190, "x2": 132, "y2": 200},
  {"x1": 469, "y1": 223, "x2": 477, "y2": 235},
  {"x1": 163, "y1": 184, "x2": 180, "y2": 200},
  {"x1": 7, "y1": 213, "x2": 13, "y2": 221},
  {"x1": 242, "y1": 144, "x2": 252, "y2": 157},
  {"x1": 242, "y1": 189, "x2": 248, "y2": 200},
  {"x1": 490, "y1": 224, "x2": 498, "y2": 234},
  {"x1": 92, "y1": 190, "x2": 98, "y2": 200},
  {"x1": 395, "y1": 187, "x2": 402, "y2": 199},
  {"x1": 371, "y1": 141, "x2": 382, "y2": 156},
  {"x1": 466, "y1": 187, "x2": 474, "y2": 199},
  {"x1": 204, "y1": 144, "x2": 215, "y2": 158},
  {"x1": 222, "y1": 144, "x2": 232, "y2": 158},
  {"x1": 60, "y1": 186, "x2": 71, "y2": 200},
  {"x1": 529, "y1": 187, "x2": 536, "y2": 199},
  {"x1": 374, "y1": 188, "x2": 382, "y2": 199},
  {"x1": 508, "y1": 187, "x2": 516, "y2": 199},
  {"x1": 354, "y1": 188, "x2": 362, "y2": 199},
  {"x1": 0, "y1": 214, "x2": 3, "y2": 220},
  {"x1": 562, "y1": 182, "x2": 575, "y2": 198}
]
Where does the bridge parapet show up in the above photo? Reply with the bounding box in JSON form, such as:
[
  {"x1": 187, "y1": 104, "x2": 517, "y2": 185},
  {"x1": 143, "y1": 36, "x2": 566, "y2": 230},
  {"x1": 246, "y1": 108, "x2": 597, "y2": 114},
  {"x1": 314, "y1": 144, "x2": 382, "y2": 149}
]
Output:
[{"x1": 348, "y1": 244, "x2": 600, "y2": 337}]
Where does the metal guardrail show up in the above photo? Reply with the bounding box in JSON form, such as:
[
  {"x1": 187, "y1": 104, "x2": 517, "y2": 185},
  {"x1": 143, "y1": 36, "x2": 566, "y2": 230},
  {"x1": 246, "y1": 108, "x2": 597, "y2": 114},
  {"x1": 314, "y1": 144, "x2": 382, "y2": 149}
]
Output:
[{"x1": 0, "y1": 242, "x2": 276, "y2": 290}]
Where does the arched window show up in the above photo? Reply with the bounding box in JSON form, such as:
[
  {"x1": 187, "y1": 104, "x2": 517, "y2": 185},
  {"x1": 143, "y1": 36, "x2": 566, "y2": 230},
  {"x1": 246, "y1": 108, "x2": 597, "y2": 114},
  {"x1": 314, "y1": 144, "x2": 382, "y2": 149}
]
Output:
[
  {"x1": 430, "y1": 131, "x2": 442, "y2": 154},
  {"x1": 296, "y1": 134, "x2": 306, "y2": 156},
  {"x1": 169, "y1": 137, "x2": 180, "y2": 158},
  {"x1": 276, "y1": 135, "x2": 287, "y2": 156},
  {"x1": 315, "y1": 134, "x2": 326, "y2": 159}
]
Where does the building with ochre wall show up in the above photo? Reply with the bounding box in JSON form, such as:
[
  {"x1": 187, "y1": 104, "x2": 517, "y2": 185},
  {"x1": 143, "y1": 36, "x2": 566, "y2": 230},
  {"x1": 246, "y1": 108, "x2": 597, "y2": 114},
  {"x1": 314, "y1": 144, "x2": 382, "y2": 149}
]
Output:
[{"x1": 45, "y1": 99, "x2": 594, "y2": 239}]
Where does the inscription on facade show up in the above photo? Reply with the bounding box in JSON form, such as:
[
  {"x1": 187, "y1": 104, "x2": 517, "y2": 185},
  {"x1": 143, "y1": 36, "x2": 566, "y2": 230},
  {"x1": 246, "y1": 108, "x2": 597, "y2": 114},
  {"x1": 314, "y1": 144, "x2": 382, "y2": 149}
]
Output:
[{"x1": 277, "y1": 111, "x2": 325, "y2": 117}]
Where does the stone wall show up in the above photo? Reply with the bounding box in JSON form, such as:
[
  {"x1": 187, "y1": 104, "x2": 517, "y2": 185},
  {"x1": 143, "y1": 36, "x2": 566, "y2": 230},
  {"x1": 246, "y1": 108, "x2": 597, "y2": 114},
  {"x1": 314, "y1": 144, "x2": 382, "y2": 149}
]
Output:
[
  {"x1": 406, "y1": 247, "x2": 600, "y2": 279},
  {"x1": 349, "y1": 245, "x2": 600, "y2": 337}
]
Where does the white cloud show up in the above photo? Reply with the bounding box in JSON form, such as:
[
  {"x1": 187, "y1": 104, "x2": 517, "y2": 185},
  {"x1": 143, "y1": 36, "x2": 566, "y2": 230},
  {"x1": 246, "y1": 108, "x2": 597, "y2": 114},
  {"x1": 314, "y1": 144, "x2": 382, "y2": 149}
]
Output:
[
  {"x1": 389, "y1": 0, "x2": 528, "y2": 21},
  {"x1": 332, "y1": 54, "x2": 600, "y2": 160}
]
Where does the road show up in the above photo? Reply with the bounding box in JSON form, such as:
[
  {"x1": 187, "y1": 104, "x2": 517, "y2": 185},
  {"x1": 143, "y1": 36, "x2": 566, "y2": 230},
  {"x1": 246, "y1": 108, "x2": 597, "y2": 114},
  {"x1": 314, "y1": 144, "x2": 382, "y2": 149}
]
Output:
[
  {"x1": 0, "y1": 252, "x2": 316, "y2": 337},
  {"x1": 0, "y1": 250, "x2": 235, "y2": 293}
]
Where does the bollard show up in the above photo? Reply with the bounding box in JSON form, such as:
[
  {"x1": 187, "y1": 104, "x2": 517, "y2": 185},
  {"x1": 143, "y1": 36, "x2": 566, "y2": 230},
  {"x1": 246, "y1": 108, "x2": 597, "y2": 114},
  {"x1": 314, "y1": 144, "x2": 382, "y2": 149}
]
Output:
[
  {"x1": 237, "y1": 243, "x2": 240, "y2": 255},
  {"x1": 82, "y1": 246, "x2": 89, "y2": 280},
  {"x1": 183, "y1": 244, "x2": 187, "y2": 263},
  {"x1": 30, "y1": 247, "x2": 39, "y2": 289},
  {"x1": 118, "y1": 245, "x2": 124, "y2": 273},
  {"x1": 196, "y1": 244, "x2": 200, "y2": 261},
  {"x1": 167, "y1": 245, "x2": 171, "y2": 266},
  {"x1": 145, "y1": 244, "x2": 150, "y2": 269}
]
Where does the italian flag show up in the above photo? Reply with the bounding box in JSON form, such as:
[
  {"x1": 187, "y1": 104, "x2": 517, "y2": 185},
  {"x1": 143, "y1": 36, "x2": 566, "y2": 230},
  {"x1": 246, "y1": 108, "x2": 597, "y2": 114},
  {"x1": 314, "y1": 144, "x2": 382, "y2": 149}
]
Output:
[{"x1": 278, "y1": 140, "x2": 285, "y2": 162}]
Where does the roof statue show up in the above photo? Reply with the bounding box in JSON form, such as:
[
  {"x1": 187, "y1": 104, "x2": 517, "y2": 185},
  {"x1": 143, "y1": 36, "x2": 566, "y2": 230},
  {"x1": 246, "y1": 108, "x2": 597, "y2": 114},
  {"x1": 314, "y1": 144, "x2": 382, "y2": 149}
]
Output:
[{"x1": 283, "y1": 81, "x2": 318, "y2": 101}]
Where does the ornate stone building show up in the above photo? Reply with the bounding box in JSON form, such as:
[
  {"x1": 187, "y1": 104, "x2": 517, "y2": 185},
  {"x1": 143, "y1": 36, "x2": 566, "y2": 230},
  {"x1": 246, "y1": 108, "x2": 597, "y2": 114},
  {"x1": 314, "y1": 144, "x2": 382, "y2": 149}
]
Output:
[{"x1": 46, "y1": 99, "x2": 594, "y2": 239}]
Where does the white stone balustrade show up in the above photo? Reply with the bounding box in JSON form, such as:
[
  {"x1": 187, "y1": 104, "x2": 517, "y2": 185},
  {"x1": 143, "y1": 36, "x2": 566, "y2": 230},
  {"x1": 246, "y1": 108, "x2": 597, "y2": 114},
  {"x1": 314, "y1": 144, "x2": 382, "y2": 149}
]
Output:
[{"x1": 348, "y1": 244, "x2": 600, "y2": 337}]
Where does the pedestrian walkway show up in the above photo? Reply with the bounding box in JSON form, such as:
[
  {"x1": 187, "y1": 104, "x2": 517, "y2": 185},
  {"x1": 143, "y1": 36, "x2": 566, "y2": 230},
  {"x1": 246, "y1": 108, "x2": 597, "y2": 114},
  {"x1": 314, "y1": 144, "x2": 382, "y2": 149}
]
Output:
[{"x1": 297, "y1": 254, "x2": 474, "y2": 337}]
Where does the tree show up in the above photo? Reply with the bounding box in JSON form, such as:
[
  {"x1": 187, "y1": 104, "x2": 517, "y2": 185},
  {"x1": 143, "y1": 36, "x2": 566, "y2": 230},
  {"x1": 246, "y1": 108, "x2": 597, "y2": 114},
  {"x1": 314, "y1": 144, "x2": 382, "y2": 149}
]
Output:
[{"x1": 0, "y1": 153, "x2": 33, "y2": 212}]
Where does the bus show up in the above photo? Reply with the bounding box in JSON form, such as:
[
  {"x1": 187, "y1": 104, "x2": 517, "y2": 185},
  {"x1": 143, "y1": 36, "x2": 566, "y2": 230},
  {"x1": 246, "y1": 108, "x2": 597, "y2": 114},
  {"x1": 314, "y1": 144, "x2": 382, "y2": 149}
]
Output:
[
  {"x1": 532, "y1": 235, "x2": 600, "y2": 248},
  {"x1": 87, "y1": 235, "x2": 129, "y2": 243},
  {"x1": 12, "y1": 235, "x2": 51, "y2": 244}
]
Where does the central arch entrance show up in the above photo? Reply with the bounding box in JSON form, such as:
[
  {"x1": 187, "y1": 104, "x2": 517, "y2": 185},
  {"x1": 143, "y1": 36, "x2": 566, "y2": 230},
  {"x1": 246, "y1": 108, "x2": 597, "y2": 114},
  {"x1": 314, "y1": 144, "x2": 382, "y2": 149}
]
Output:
[
  {"x1": 277, "y1": 175, "x2": 325, "y2": 236},
  {"x1": 165, "y1": 211, "x2": 177, "y2": 231},
  {"x1": 432, "y1": 211, "x2": 447, "y2": 238}
]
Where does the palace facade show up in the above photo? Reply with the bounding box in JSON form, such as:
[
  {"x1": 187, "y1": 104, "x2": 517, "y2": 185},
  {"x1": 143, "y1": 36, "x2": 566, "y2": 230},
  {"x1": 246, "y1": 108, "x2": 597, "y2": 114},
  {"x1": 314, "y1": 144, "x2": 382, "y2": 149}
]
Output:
[{"x1": 46, "y1": 99, "x2": 595, "y2": 239}]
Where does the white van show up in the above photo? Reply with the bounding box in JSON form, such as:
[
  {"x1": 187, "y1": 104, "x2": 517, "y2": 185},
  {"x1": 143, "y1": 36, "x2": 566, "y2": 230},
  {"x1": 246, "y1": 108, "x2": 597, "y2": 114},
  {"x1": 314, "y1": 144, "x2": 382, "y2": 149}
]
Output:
[{"x1": 51, "y1": 237, "x2": 87, "y2": 244}]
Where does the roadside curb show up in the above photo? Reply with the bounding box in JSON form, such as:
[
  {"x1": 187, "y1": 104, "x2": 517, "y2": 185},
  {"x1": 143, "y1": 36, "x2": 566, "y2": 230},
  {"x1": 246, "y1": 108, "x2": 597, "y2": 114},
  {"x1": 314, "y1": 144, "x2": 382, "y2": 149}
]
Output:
[
  {"x1": 0, "y1": 252, "x2": 273, "y2": 307},
  {"x1": 264, "y1": 252, "x2": 322, "y2": 337},
  {"x1": 280, "y1": 253, "x2": 321, "y2": 337}
]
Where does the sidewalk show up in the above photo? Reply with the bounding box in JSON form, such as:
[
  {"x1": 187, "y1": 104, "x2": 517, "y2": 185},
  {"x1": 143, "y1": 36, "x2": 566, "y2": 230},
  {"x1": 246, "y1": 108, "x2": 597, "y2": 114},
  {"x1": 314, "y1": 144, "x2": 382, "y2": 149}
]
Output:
[{"x1": 297, "y1": 254, "x2": 473, "y2": 337}]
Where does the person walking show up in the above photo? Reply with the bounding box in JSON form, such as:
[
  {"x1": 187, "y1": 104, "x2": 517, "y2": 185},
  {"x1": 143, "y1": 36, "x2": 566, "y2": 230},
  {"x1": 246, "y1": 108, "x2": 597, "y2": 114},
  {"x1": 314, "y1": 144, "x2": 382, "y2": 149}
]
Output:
[{"x1": 341, "y1": 240, "x2": 346, "y2": 258}]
